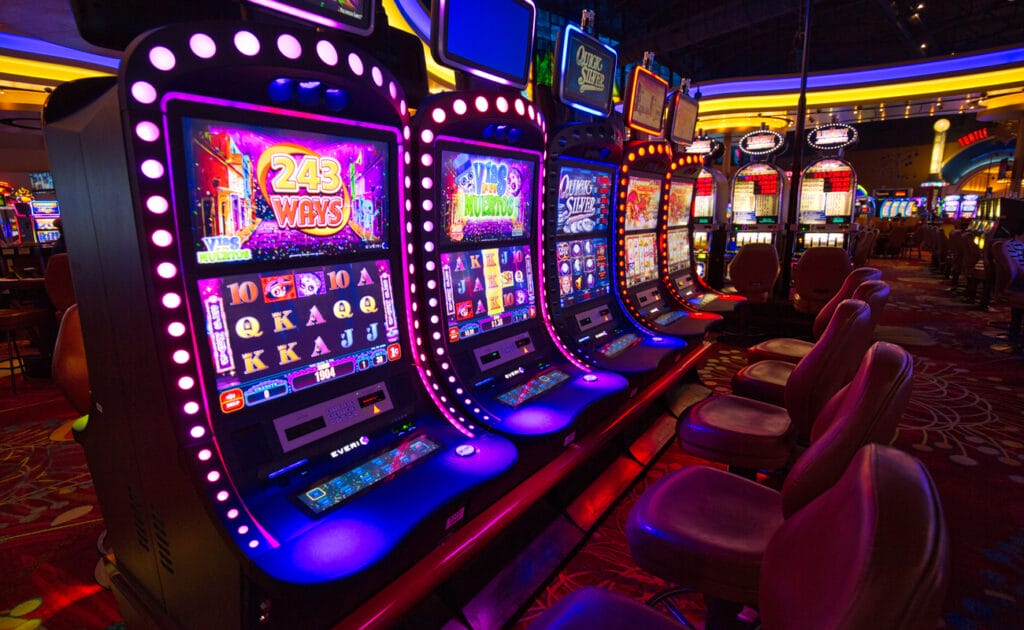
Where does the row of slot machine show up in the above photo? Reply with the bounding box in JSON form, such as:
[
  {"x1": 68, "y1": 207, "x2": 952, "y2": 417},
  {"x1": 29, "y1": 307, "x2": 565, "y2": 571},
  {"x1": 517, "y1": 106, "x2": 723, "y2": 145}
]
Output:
[
  {"x1": 687, "y1": 123, "x2": 860, "y2": 289},
  {"x1": 41, "y1": 1, "x2": 753, "y2": 627},
  {"x1": 0, "y1": 200, "x2": 62, "y2": 245},
  {"x1": 968, "y1": 196, "x2": 1024, "y2": 248}
]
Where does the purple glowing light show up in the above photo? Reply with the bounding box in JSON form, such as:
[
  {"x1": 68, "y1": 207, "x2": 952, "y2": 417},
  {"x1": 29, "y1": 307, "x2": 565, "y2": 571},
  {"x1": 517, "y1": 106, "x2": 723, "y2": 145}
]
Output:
[
  {"x1": 190, "y1": 425, "x2": 206, "y2": 438},
  {"x1": 173, "y1": 350, "x2": 190, "y2": 365},
  {"x1": 234, "y1": 31, "x2": 261, "y2": 56},
  {"x1": 348, "y1": 52, "x2": 364, "y2": 76},
  {"x1": 178, "y1": 376, "x2": 195, "y2": 390},
  {"x1": 156, "y1": 262, "x2": 177, "y2": 279},
  {"x1": 198, "y1": 449, "x2": 212, "y2": 461},
  {"x1": 131, "y1": 81, "x2": 157, "y2": 104},
  {"x1": 316, "y1": 40, "x2": 338, "y2": 66},
  {"x1": 151, "y1": 230, "x2": 173, "y2": 247},
  {"x1": 277, "y1": 34, "x2": 302, "y2": 60},
  {"x1": 140, "y1": 159, "x2": 165, "y2": 179},
  {"x1": 148, "y1": 46, "x2": 176, "y2": 71},
  {"x1": 146, "y1": 196, "x2": 168, "y2": 214},
  {"x1": 135, "y1": 121, "x2": 160, "y2": 142},
  {"x1": 189, "y1": 33, "x2": 217, "y2": 59}
]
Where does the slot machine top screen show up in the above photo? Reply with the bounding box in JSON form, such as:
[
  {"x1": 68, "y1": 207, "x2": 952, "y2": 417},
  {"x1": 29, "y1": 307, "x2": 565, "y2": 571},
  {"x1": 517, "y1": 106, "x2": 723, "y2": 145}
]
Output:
[
  {"x1": 432, "y1": 0, "x2": 535, "y2": 89},
  {"x1": 669, "y1": 92, "x2": 699, "y2": 145},
  {"x1": 667, "y1": 180, "x2": 694, "y2": 228},
  {"x1": 247, "y1": 0, "x2": 373, "y2": 34},
  {"x1": 439, "y1": 148, "x2": 535, "y2": 244},
  {"x1": 625, "y1": 66, "x2": 668, "y2": 135},
  {"x1": 440, "y1": 245, "x2": 536, "y2": 343},
  {"x1": 553, "y1": 23, "x2": 617, "y2": 117},
  {"x1": 732, "y1": 163, "x2": 781, "y2": 226},
  {"x1": 624, "y1": 174, "x2": 662, "y2": 232},
  {"x1": 181, "y1": 116, "x2": 390, "y2": 266},
  {"x1": 555, "y1": 163, "x2": 613, "y2": 235},
  {"x1": 799, "y1": 159, "x2": 854, "y2": 224}
]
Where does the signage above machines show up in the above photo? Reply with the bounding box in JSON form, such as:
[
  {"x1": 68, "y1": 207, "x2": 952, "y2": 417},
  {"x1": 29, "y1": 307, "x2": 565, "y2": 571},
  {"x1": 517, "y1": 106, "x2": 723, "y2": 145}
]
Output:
[
  {"x1": 738, "y1": 128, "x2": 784, "y2": 156},
  {"x1": 554, "y1": 22, "x2": 617, "y2": 117},
  {"x1": 624, "y1": 64, "x2": 668, "y2": 136},
  {"x1": 807, "y1": 122, "x2": 859, "y2": 151}
]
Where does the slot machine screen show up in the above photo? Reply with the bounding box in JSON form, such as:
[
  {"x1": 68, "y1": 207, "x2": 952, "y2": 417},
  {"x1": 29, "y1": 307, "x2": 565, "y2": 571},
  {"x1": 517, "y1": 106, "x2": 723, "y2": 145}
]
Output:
[
  {"x1": 554, "y1": 23, "x2": 616, "y2": 117},
  {"x1": 555, "y1": 164, "x2": 613, "y2": 235},
  {"x1": 692, "y1": 170, "x2": 715, "y2": 224},
  {"x1": 666, "y1": 228, "x2": 690, "y2": 274},
  {"x1": 28, "y1": 172, "x2": 55, "y2": 192},
  {"x1": 181, "y1": 116, "x2": 390, "y2": 266},
  {"x1": 799, "y1": 159, "x2": 853, "y2": 225},
  {"x1": 196, "y1": 258, "x2": 402, "y2": 416},
  {"x1": 669, "y1": 93, "x2": 699, "y2": 145},
  {"x1": 732, "y1": 163, "x2": 780, "y2": 226},
  {"x1": 29, "y1": 200, "x2": 60, "y2": 216},
  {"x1": 625, "y1": 66, "x2": 668, "y2": 135},
  {"x1": 246, "y1": 0, "x2": 373, "y2": 34},
  {"x1": 624, "y1": 233, "x2": 657, "y2": 287},
  {"x1": 668, "y1": 180, "x2": 694, "y2": 228},
  {"x1": 432, "y1": 0, "x2": 535, "y2": 89},
  {"x1": 624, "y1": 174, "x2": 662, "y2": 232},
  {"x1": 960, "y1": 194, "x2": 978, "y2": 218},
  {"x1": 556, "y1": 237, "x2": 610, "y2": 308},
  {"x1": 440, "y1": 245, "x2": 536, "y2": 343},
  {"x1": 439, "y1": 148, "x2": 535, "y2": 244}
]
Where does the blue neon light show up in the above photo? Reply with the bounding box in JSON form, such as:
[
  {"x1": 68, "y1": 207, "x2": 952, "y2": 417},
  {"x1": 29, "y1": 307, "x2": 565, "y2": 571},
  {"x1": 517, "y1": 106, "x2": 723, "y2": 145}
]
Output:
[
  {"x1": 435, "y1": 0, "x2": 535, "y2": 88},
  {"x1": 555, "y1": 23, "x2": 617, "y2": 117},
  {"x1": 0, "y1": 32, "x2": 119, "y2": 69},
  {"x1": 696, "y1": 45, "x2": 1024, "y2": 97}
]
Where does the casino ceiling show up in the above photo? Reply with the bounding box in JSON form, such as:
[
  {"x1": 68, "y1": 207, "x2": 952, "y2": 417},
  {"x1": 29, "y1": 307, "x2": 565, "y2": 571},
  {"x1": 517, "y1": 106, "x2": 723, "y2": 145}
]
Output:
[{"x1": 533, "y1": 0, "x2": 1024, "y2": 84}]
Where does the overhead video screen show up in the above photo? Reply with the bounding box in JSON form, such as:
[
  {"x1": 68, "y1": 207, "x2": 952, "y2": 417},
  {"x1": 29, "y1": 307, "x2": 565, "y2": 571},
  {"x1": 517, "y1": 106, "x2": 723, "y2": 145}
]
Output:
[
  {"x1": 556, "y1": 237, "x2": 611, "y2": 308},
  {"x1": 555, "y1": 164, "x2": 613, "y2": 235},
  {"x1": 197, "y1": 259, "x2": 401, "y2": 415},
  {"x1": 440, "y1": 245, "x2": 535, "y2": 343},
  {"x1": 439, "y1": 149, "x2": 535, "y2": 243},
  {"x1": 182, "y1": 117, "x2": 389, "y2": 266}
]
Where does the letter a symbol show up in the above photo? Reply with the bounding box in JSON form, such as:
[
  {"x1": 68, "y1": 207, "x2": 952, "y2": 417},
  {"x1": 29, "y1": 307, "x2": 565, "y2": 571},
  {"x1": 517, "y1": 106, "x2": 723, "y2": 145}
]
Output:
[{"x1": 307, "y1": 305, "x2": 327, "y2": 327}]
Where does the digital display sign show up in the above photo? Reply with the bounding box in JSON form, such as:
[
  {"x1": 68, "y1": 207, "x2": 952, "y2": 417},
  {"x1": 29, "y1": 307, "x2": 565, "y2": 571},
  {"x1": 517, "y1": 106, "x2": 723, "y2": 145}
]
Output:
[
  {"x1": 440, "y1": 245, "x2": 535, "y2": 343},
  {"x1": 693, "y1": 170, "x2": 715, "y2": 223},
  {"x1": 625, "y1": 66, "x2": 668, "y2": 135},
  {"x1": 247, "y1": 0, "x2": 373, "y2": 35},
  {"x1": 433, "y1": 0, "x2": 535, "y2": 89},
  {"x1": 669, "y1": 92, "x2": 699, "y2": 145},
  {"x1": 197, "y1": 259, "x2": 401, "y2": 415},
  {"x1": 556, "y1": 237, "x2": 611, "y2": 308},
  {"x1": 667, "y1": 180, "x2": 694, "y2": 228},
  {"x1": 555, "y1": 164, "x2": 613, "y2": 235},
  {"x1": 182, "y1": 117, "x2": 389, "y2": 266},
  {"x1": 29, "y1": 200, "x2": 60, "y2": 216},
  {"x1": 440, "y1": 149, "x2": 534, "y2": 243},
  {"x1": 554, "y1": 23, "x2": 616, "y2": 117},
  {"x1": 624, "y1": 175, "x2": 662, "y2": 232},
  {"x1": 799, "y1": 159, "x2": 854, "y2": 224},
  {"x1": 666, "y1": 228, "x2": 691, "y2": 274},
  {"x1": 624, "y1": 233, "x2": 658, "y2": 287}
]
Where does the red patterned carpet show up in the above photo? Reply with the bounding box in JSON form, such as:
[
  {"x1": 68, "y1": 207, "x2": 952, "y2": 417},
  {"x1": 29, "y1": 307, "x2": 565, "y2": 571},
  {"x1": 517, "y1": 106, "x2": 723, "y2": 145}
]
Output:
[{"x1": 517, "y1": 256, "x2": 1024, "y2": 629}]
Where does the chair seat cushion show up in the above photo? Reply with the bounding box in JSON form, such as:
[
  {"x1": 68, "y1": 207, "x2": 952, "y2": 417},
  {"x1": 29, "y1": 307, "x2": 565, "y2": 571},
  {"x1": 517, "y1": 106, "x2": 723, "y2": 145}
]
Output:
[
  {"x1": 731, "y1": 360, "x2": 794, "y2": 407},
  {"x1": 678, "y1": 395, "x2": 795, "y2": 470},
  {"x1": 626, "y1": 466, "x2": 784, "y2": 604},
  {"x1": 527, "y1": 587, "x2": 682, "y2": 630},
  {"x1": 747, "y1": 337, "x2": 814, "y2": 364}
]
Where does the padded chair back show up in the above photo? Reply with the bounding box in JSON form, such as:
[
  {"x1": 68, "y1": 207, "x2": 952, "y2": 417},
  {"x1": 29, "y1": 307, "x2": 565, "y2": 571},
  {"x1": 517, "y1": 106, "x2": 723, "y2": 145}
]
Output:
[
  {"x1": 781, "y1": 341, "x2": 914, "y2": 516},
  {"x1": 793, "y1": 247, "x2": 854, "y2": 314},
  {"x1": 850, "y1": 279, "x2": 890, "y2": 330},
  {"x1": 44, "y1": 253, "x2": 77, "y2": 321},
  {"x1": 761, "y1": 444, "x2": 948, "y2": 630},
  {"x1": 728, "y1": 243, "x2": 780, "y2": 303},
  {"x1": 811, "y1": 267, "x2": 883, "y2": 339},
  {"x1": 52, "y1": 304, "x2": 90, "y2": 415},
  {"x1": 991, "y1": 239, "x2": 1018, "y2": 297},
  {"x1": 785, "y1": 299, "x2": 874, "y2": 443}
]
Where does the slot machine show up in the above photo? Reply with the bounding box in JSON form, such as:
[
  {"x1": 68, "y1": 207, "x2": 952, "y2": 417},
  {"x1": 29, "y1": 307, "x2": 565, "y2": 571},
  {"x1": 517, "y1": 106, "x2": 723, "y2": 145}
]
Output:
[
  {"x1": 42, "y1": 7, "x2": 518, "y2": 628},
  {"x1": 616, "y1": 60, "x2": 722, "y2": 337},
  {"x1": 942, "y1": 194, "x2": 963, "y2": 220},
  {"x1": 662, "y1": 94, "x2": 744, "y2": 314},
  {"x1": 28, "y1": 200, "x2": 62, "y2": 243},
  {"x1": 959, "y1": 194, "x2": 979, "y2": 220},
  {"x1": 729, "y1": 127, "x2": 789, "y2": 254},
  {"x1": 793, "y1": 123, "x2": 859, "y2": 256},
  {"x1": 541, "y1": 15, "x2": 689, "y2": 384},
  {"x1": 688, "y1": 159, "x2": 730, "y2": 289},
  {"x1": 408, "y1": 0, "x2": 628, "y2": 466}
]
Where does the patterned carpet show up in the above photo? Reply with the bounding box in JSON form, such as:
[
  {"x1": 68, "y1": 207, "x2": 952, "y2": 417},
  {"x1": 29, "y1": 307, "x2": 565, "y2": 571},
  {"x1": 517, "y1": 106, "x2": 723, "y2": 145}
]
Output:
[{"x1": 516, "y1": 256, "x2": 1024, "y2": 629}]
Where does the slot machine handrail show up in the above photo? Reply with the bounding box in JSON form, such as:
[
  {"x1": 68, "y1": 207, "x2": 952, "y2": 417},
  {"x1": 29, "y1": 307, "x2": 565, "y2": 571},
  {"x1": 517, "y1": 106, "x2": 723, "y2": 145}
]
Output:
[{"x1": 337, "y1": 341, "x2": 713, "y2": 629}]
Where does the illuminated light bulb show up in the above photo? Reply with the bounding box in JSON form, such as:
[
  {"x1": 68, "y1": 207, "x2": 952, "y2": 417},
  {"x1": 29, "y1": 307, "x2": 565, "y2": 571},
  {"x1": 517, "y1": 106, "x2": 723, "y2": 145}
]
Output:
[
  {"x1": 162, "y1": 294, "x2": 182, "y2": 309},
  {"x1": 389, "y1": 81, "x2": 397, "y2": 99},
  {"x1": 216, "y1": 491, "x2": 230, "y2": 502},
  {"x1": 190, "y1": 425, "x2": 206, "y2": 438},
  {"x1": 136, "y1": 121, "x2": 160, "y2": 142},
  {"x1": 432, "y1": 108, "x2": 446, "y2": 124},
  {"x1": 207, "y1": 471, "x2": 221, "y2": 482},
  {"x1": 496, "y1": 96, "x2": 509, "y2": 112},
  {"x1": 198, "y1": 449, "x2": 212, "y2": 461},
  {"x1": 152, "y1": 230, "x2": 173, "y2": 247},
  {"x1": 189, "y1": 33, "x2": 216, "y2": 59},
  {"x1": 248, "y1": 540, "x2": 259, "y2": 549},
  {"x1": 421, "y1": 153, "x2": 433, "y2": 167},
  {"x1": 147, "y1": 196, "x2": 169, "y2": 214},
  {"x1": 316, "y1": 40, "x2": 338, "y2": 66},
  {"x1": 420, "y1": 129, "x2": 434, "y2": 143},
  {"x1": 149, "y1": 46, "x2": 176, "y2": 71},
  {"x1": 141, "y1": 160, "x2": 165, "y2": 179},
  {"x1": 277, "y1": 34, "x2": 302, "y2": 59},
  {"x1": 421, "y1": 177, "x2": 434, "y2": 190},
  {"x1": 131, "y1": 82, "x2": 157, "y2": 104},
  {"x1": 173, "y1": 350, "x2": 190, "y2": 364},
  {"x1": 371, "y1": 66, "x2": 384, "y2": 87},
  {"x1": 227, "y1": 509, "x2": 239, "y2": 519},
  {"x1": 184, "y1": 401, "x2": 199, "y2": 414},
  {"x1": 423, "y1": 220, "x2": 434, "y2": 232},
  {"x1": 238, "y1": 525, "x2": 249, "y2": 535},
  {"x1": 178, "y1": 376, "x2": 194, "y2": 390},
  {"x1": 156, "y1": 262, "x2": 177, "y2": 279},
  {"x1": 348, "y1": 52, "x2": 364, "y2": 76},
  {"x1": 233, "y1": 31, "x2": 260, "y2": 56},
  {"x1": 475, "y1": 96, "x2": 489, "y2": 113}
]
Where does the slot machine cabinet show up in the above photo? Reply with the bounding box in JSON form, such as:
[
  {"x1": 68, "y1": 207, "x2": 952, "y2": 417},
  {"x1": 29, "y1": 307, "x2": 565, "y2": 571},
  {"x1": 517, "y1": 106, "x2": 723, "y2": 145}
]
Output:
[
  {"x1": 43, "y1": 22, "x2": 517, "y2": 629},
  {"x1": 795, "y1": 158, "x2": 857, "y2": 254},
  {"x1": 728, "y1": 127, "x2": 789, "y2": 257},
  {"x1": 688, "y1": 163, "x2": 730, "y2": 289},
  {"x1": 28, "y1": 200, "x2": 62, "y2": 243},
  {"x1": 542, "y1": 21, "x2": 688, "y2": 383},
  {"x1": 407, "y1": 0, "x2": 628, "y2": 468},
  {"x1": 664, "y1": 156, "x2": 745, "y2": 313}
]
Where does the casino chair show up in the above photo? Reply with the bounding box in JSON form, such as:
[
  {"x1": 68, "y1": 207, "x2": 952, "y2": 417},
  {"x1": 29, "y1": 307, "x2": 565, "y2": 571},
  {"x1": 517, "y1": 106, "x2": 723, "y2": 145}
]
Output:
[
  {"x1": 726, "y1": 243, "x2": 780, "y2": 304},
  {"x1": 626, "y1": 344, "x2": 922, "y2": 628},
  {"x1": 678, "y1": 301, "x2": 874, "y2": 474},
  {"x1": 732, "y1": 284, "x2": 889, "y2": 411},
  {"x1": 960, "y1": 236, "x2": 987, "y2": 304},
  {"x1": 51, "y1": 304, "x2": 90, "y2": 416},
  {"x1": 747, "y1": 267, "x2": 883, "y2": 364},
  {"x1": 792, "y1": 247, "x2": 853, "y2": 315},
  {"x1": 44, "y1": 253, "x2": 76, "y2": 323},
  {"x1": 991, "y1": 239, "x2": 1024, "y2": 350},
  {"x1": 946, "y1": 229, "x2": 966, "y2": 288},
  {"x1": 533, "y1": 443, "x2": 948, "y2": 630}
]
